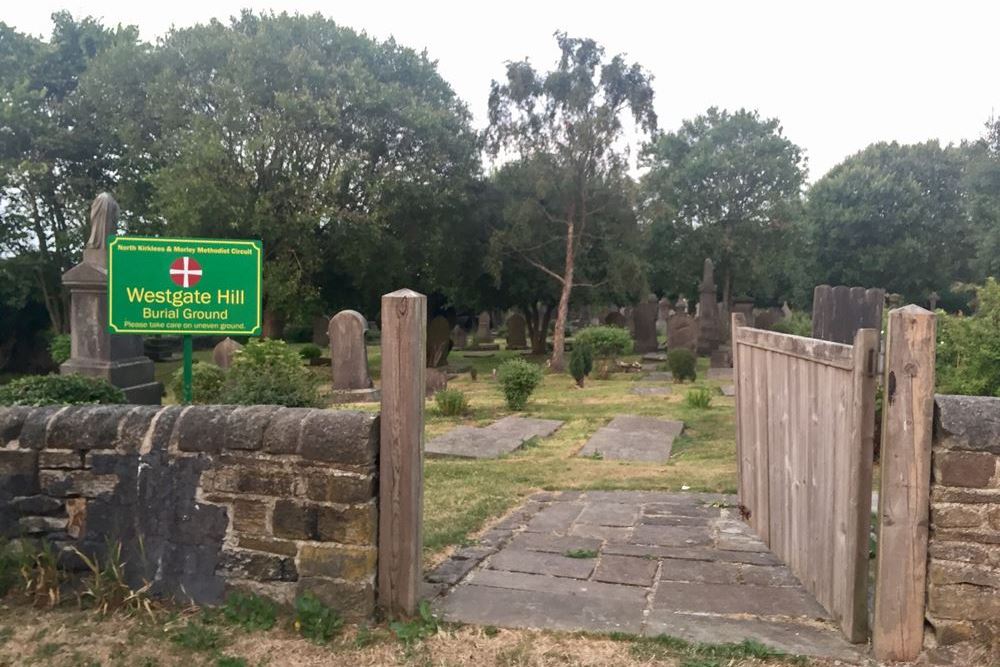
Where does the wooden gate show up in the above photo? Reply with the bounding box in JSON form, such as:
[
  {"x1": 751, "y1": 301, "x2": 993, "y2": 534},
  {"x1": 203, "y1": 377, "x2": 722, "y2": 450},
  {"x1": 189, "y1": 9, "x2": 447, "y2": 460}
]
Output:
[{"x1": 732, "y1": 315, "x2": 879, "y2": 643}]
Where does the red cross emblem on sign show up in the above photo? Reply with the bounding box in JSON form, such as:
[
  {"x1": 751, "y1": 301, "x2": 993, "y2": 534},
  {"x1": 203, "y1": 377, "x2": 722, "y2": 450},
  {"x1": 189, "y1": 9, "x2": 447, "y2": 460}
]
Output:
[{"x1": 169, "y1": 256, "x2": 203, "y2": 288}]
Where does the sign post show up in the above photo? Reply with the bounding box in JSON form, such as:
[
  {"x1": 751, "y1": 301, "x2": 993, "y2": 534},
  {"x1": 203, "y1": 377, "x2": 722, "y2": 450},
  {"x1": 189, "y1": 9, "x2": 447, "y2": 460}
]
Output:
[{"x1": 107, "y1": 236, "x2": 262, "y2": 403}]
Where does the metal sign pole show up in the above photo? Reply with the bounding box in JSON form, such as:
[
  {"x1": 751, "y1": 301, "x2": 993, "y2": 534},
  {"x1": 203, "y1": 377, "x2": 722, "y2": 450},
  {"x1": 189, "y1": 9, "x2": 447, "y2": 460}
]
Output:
[{"x1": 183, "y1": 334, "x2": 193, "y2": 403}]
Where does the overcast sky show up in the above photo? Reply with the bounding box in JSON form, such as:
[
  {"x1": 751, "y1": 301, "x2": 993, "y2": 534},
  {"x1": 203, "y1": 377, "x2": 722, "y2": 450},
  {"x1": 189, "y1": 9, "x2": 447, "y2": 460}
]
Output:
[{"x1": 5, "y1": 0, "x2": 998, "y2": 180}]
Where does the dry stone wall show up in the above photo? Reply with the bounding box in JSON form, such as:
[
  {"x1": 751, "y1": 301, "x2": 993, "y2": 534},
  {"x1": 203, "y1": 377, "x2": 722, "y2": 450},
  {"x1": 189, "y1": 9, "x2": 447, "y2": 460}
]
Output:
[
  {"x1": 0, "y1": 404, "x2": 379, "y2": 619},
  {"x1": 927, "y1": 395, "x2": 1000, "y2": 645}
]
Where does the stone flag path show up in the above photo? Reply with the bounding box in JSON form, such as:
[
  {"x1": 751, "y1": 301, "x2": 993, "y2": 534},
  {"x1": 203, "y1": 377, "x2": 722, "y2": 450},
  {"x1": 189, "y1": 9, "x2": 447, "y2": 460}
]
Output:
[
  {"x1": 429, "y1": 491, "x2": 862, "y2": 661},
  {"x1": 578, "y1": 415, "x2": 684, "y2": 463},
  {"x1": 426, "y1": 416, "x2": 563, "y2": 459}
]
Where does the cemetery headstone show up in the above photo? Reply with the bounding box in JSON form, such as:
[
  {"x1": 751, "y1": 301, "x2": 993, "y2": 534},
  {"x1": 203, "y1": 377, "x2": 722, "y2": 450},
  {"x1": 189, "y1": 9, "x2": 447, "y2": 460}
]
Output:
[
  {"x1": 312, "y1": 315, "x2": 330, "y2": 347},
  {"x1": 696, "y1": 258, "x2": 723, "y2": 356},
  {"x1": 426, "y1": 315, "x2": 453, "y2": 367},
  {"x1": 666, "y1": 313, "x2": 698, "y2": 353},
  {"x1": 477, "y1": 311, "x2": 493, "y2": 343},
  {"x1": 732, "y1": 298, "x2": 755, "y2": 328},
  {"x1": 328, "y1": 309, "x2": 377, "y2": 402},
  {"x1": 61, "y1": 193, "x2": 162, "y2": 404},
  {"x1": 212, "y1": 337, "x2": 243, "y2": 369},
  {"x1": 754, "y1": 307, "x2": 785, "y2": 330},
  {"x1": 604, "y1": 311, "x2": 627, "y2": 328},
  {"x1": 810, "y1": 285, "x2": 885, "y2": 345},
  {"x1": 451, "y1": 325, "x2": 467, "y2": 350},
  {"x1": 675, "y1": 295, "x2": 689, "y2": 315},
  {"x1": 928, "y1": 291, "x2": 939, "y2": 311},
  {"x1": 425, "y1": 367, "x2": 448, "y2": 397},
  {"x1": 657, "y1": 297, "x2": 671, "y2": 335},
  {"x1": 632, "y1": 295, "x2": 659, "y2": 354},
  {"x1": 506, "y1": 313, "x2": 528, "y2": 350}
]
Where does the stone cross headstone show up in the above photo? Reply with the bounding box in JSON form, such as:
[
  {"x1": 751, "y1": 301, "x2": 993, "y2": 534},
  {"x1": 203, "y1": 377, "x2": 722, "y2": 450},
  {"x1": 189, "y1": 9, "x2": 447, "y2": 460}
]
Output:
[
  {"x1": 61, "y1": 193, "x2": 162, "y2": 404},
  {"x1": 696, "y1": 259, "x2": 723, "y2": 356},
  {"x1": 328, "y1": 310, "x2": 373, "y2": 391},
  {"x1": 476, "y1": 311, "x2": 493, "y2": 344},
  {"x1": 426, "y1": 316, "x2": 452, "y2": 367},
  {"x1": 604, "y1": 311, "x2": 627, "y2": 328},
  {"x1": 506, "y1": 313, "x2": 527, "y2": 350},
  {"x1": 666, "y1": 313, "x2": 699, "y2": 353},
  {"x1": 632, "y1": 295, "x2": 659, "y2": 353},
  {"x1": 212, "y1": 337, "x2": 243, "y2": 369},
  {"x1": 811, "y1": 285, "x2": 885, "y2": 345}
]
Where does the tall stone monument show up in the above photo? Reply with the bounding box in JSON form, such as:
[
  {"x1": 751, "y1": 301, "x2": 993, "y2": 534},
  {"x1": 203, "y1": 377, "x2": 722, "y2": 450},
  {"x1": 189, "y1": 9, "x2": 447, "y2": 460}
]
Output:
[
  {"x1": 328, "y1": 309, "x2": 377, "y2": 402},
  {"x1": 696, "y1": 258, "x2": 723, "y2": 356},
  {"x1": 61, "y1": 193, "x2": 161, "y2": 404},
  {"x1": 632, "y1": 295, "x2": 659, "y2": 354}
]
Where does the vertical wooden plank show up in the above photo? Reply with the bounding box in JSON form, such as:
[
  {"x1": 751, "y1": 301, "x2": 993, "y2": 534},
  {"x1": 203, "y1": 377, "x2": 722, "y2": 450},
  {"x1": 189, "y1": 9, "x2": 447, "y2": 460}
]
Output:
[
  {"x1": 731, "y1": 314, "x2": 747, "y2": 506},
  {"x1": 752, "y1": 346, "x2": 770, "y2": 542},
  {"x1": 873, "y1": 306, "x2": 936, "y2": 661},
  {"x1": 378, "y1": 288, "x2": 427, "y2": 618},
  {"x1": 830, "y1": 365, "x2": 850, "y2": 628},
  {"x1": 805, "y1": 358, "x2": 821, "y2": 599},
  {"x1": 785, "y1": 355, "x2": 800, "y2": 576},
  {"x1": 816, "y1": 363, "x2": 836, "y2": 612},
  {"x1": 840, "y1": 328, "x2": 878, "y2": 642},
  {"x1": 766, "y1": 350, "x2": 784, "y2": 558}
]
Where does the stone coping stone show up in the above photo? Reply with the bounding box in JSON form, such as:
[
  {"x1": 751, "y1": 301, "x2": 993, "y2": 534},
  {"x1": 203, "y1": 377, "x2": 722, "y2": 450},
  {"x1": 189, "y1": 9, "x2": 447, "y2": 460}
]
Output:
[
  {"x1": 426, "y1": 416, "x2": 563, "y2": 459},
  {"x1": 578, "y1": 415, "x2": 684, "y2": 463}
]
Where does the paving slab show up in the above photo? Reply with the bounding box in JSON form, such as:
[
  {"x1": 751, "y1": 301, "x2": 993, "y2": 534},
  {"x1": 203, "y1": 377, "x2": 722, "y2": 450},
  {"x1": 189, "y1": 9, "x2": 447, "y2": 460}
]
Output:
[
  {"x1": 578, "y1": 415, "x2": 685, "y2": 463},
  {"x1": 426, "y1": 416, "x2": 563, "y2": 459},
  {"x1": 430, "y1": 490, "x2": 859, "y2": 662},
  {"x1": 631, "y1": 386, "x2": 673, "y2": 396}
]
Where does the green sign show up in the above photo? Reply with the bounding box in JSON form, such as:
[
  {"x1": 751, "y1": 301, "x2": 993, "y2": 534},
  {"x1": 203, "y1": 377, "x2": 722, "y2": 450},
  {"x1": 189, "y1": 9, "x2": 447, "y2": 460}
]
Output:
[{"x1": 108, "y1": 236, "x2": 262, "y2": 336}]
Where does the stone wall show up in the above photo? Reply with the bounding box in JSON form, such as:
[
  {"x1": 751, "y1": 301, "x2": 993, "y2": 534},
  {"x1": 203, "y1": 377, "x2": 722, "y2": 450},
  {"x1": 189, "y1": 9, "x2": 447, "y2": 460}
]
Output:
[
  {"x1": 927, "y1": 395, "x2": 1000, "y2": 645},
  {"x1": 0, "y1": 404, "x2": 379, "y2": 619}
]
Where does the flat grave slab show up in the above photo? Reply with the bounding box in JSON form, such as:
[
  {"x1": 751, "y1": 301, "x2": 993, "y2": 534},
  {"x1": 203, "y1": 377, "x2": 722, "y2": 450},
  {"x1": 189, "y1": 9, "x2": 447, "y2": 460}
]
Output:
[
  {"x1": 707, "y1": 367, "x2": 733, "y2": 381},
  {"x1": 640, "y1": 371, "x2": 673, "y2": 382},
  {"x1": 426, "y1": 416, "x2": 563, "y2": 459},
  {"x1": 720, "y1": 384, "x2": 736, "y2": 397},
  {"x1": 429, "y1": 490, "x2": 862, "y2": 661},
  {"x1": 641, "y1": 352, "x2": 668, "y2": 362},
  {"x1": 577, "y1": 415, "x2": 684, "y2": 463},
  {"x1": 631, "y1": 386, "x2": 672, "y2": 396}
]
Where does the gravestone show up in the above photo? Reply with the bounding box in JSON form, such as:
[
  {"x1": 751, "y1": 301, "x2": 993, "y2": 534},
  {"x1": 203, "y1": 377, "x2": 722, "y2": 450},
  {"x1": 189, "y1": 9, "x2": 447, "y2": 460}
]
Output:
[
  {"x1": 451, "y1": 325, "x2": 468, "y2": 350},
  {"x1": 754, "y1": 307, "x2": 785, "y2": 331},
  {"x1": 312, "y1": 315, "x2": 330, "y2": 347},
  {"x1": 696, "y1": 259, "x2": 723, "y2": 356},
  {"x1": 61, "y1": 193, "x2": 162, "y2": 404},
  {"x1": 426, "y1": 316, "x2": 452, "y2": 367},
  {"x1": 426, "y1": 416, "x2": 563, "y2": 459},
  {"x1": 506, "y1": 313, "x2": 528, "y2": 350},
  {"x1": 657, "y1": 297, "x2": 671, "y2": 336},
  {"x1": 477, "y1": 311, "x2": 493, "y2": 343},
  {"x1": 810, "y1": 285, "x2": 885, "y2": 345},
  {"x1": 928, "y1": 292, "x2": 939, "y2": 311},
  {"x1": 632, "y1": 295, "x2": 659, "y2": 354},
  {"x1": 212, "y1": 337, "x2": 243, "y2": 369},
  {"x1": 732, "y1": 298, "x2": 755, "y2": 328},
  {"x1": 578, "y1": 415, "x2": 684, "y2": 463},
  {"x1": 328, "y1": 310, "x2": 377, "y2": 402},
  {"x1": 675, "y1": 295, "x2": 689, "y2": 315},
  {"x1": 666, "y1": 314, "x2": 699, "y2": 353},
  {"x1": 604, "y1": 311, "x2": 627, "y2": 328},
  {"x1": 426, "y1": 367, "x2": 448, "y2": 397}
]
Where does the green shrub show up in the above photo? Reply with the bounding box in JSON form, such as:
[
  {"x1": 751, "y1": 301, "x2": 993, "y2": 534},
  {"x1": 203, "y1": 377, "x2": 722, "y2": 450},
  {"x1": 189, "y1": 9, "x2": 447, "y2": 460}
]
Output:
[
  {"x1": 568, "y1": 344, "x2": 593, "y2": 387},
  {"x1": 435, "y1": 388, "x2": 469, "y2": 416},
  {"x1": 496, "y1": 359, "x2": 544, "y2": 410},
  {"x1": 220, "y1": 339, "x2": 319, "y2": 407},
  {"x1": 293, "y1": 591, "x2": 342, "y2": 644},
  {"x1": 170, "y1": 362, "x2": 226, "y2": 404},
  {"x1": 0, "y1": 374, "x2": 125, "y2": 406},
  {"x1": 389, "y1": 600, "x2": 439, "y2": 646},
  {"x1": 222, "y1": 591, "x2": 277, "y2": 631},
  {"x1": 667, "y1": 349, "x2": 697, "y2": 382},
  {"x1": 937, "y1": 278, "x2": 1000, "y2": 396},
  {"x1": 298, "y1": 344, "x2": 322, "y2": 361},
  {"x1": 684, "y1": 387, "x2": 713, "y2": 409},
  {"x1": 573, "y1": 326, "x2": 632, "y2": 358},
  {"x1": 768, "y1": 311, "x2": 812, "y2": 337},
  {"x1": 49, "y1": 333, "x2": 71, "y2": 365}
]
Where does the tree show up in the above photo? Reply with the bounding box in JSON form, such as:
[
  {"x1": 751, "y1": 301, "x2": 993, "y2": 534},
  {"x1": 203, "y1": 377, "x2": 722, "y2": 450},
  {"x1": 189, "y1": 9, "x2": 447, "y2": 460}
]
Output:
[
  {"x1": 0, "y1": 14, "x2": 138, "y2": 332},
  {"x1": 485, "y1": 33, "x2": 656, "y2": 370},
  {"x1": 964, "y1": 117, "x2": 1000, "y2": 280},
  {"x1": 805, "y1": 141, "x2": 973, "y2": 300},
  {"x1": 641, "y1": 108, "x2": 806, "y2": 308}
]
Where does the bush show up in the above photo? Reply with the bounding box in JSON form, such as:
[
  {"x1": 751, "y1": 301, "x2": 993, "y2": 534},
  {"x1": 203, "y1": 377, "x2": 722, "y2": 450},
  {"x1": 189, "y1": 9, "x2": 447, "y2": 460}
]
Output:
[
  {"x1": 496, "y1": 359, "x2": 544, "y2": 410},
  {"x1": 0, "y1": 374, "x2": 125, "y2": 406},
  {"x1": 220, "y1": 339, "x2": 320, "y2": 407},
  {"x1": 667, "y1": 349, "x2": 697, "y2": 382},
  {"x1": 684, "y1": 387, "x2": 713, "y2": 409},
  {"x1": 937, "y1": 278, "x2": 1000, "y2": 396},
  {"x1": 298, "y1": 344, "x2": 323, "y2": 361},
  {"x1": 294, "y1": 591, "x2": 342, "y2": 644},
  {"x1": 435, "y1": 388, "x2": 469, "y2": 416},
  {"x1": 568, "y1": 344, "x2": 593, "y2": 387},
  {"x1": 768, "y1": 311, "x2": 812, "y2": 337},
  {"x1": 573, "y1": 326, "x2": 632, "y2": 359},
  {"x1": 222, "y1": 591, "x2": 277, "y2": 631},
  {"x1": 170, "y1": 362, "x2": 226, "y2": 404},
  {"x1": 49, "y1": 333, "x2": 71, "y2": 365}
]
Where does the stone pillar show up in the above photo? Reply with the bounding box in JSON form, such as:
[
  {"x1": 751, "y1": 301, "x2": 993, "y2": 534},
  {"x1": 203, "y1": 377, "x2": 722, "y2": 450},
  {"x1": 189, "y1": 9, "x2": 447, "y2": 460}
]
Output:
[
  {"x1": 696, "y1": 258, "x2": 722, "y2": 356},
  {"x1": 60, "y1": 193, "x2": 161, "y2": 404}
]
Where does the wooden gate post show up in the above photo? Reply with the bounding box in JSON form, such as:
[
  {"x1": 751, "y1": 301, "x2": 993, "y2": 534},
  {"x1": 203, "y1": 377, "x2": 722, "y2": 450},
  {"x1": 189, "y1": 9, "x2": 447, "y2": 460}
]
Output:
[
  {"x1": 731, "y1": 313, "x2": 748, "y2": 507},
  {"x1": 873, "y1": 305, "x2": 936, "y2": 662},
  {"x1": 378, "y1": 288, "x2": 426, "y2": 617}
]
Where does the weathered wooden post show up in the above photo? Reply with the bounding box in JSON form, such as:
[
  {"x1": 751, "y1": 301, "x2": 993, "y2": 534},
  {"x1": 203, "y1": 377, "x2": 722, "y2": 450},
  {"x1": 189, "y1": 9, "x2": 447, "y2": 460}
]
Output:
[
  {"x1": 378, "y1": 288, "x2": 426, "y2": 617},
  {"x1": 730, "y1": 313, "x2": 747, "y2": 509},
  {"x1": 873, "y1": 305, "x2": 936, "y2": 661}
]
